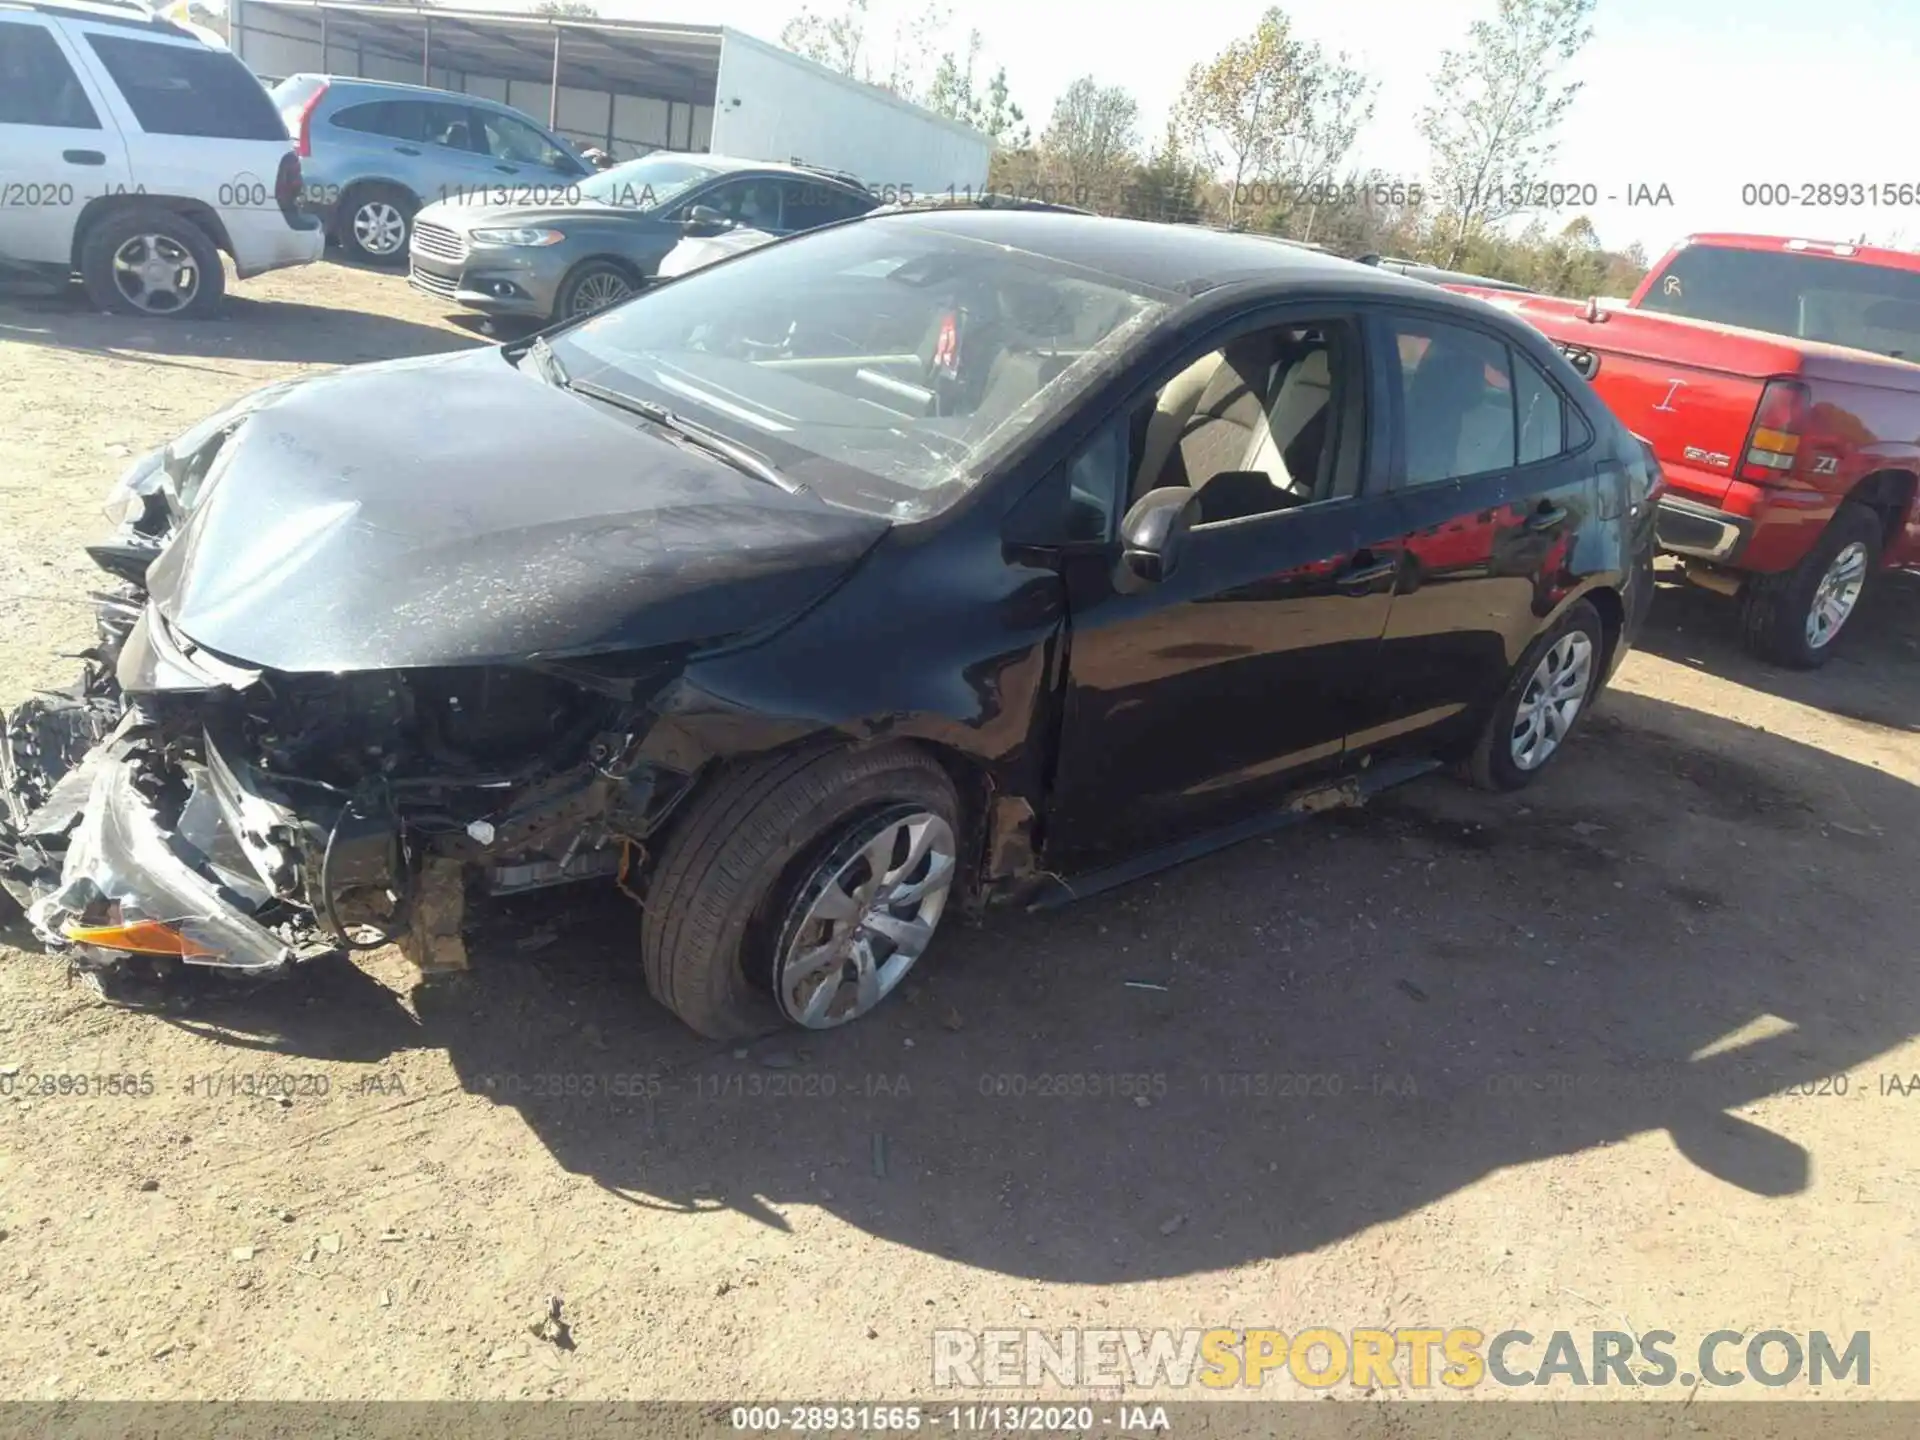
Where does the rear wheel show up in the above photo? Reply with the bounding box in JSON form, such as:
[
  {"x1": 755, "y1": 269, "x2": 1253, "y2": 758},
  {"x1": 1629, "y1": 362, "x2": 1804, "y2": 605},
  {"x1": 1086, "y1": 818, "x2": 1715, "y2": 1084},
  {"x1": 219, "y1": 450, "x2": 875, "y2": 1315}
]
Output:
[
  {"x1": 1467, "y1": 599, "x2": 1604, "y2": 791},
  {"x1": 641, "y1": 745, "x2": 961, "y2": 1038},
  {"x1": 78, "y1": 206, "x2": 226, "y2": 319},
  {"x1": 338, "y1": 184, "x2": 415, "y2": 265},
  {"x1": 1739, "y1": 502, "x2": 1881, "y2": 668}
]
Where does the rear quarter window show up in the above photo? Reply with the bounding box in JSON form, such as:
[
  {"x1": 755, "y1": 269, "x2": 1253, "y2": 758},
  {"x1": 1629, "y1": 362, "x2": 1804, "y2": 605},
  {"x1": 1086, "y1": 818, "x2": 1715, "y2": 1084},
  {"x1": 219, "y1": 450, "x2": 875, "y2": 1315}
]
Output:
[{"x1": 85, "y1": 35, "x2": 286, "y2": 140}]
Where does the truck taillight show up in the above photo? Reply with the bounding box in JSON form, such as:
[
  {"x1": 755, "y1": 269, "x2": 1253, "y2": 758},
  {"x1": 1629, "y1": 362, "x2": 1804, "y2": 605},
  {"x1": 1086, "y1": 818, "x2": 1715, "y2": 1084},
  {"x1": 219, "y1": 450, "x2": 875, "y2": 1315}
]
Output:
[
  {"x1": 1739, "y1": 378, "x2": 1811, "y2": 482},
  {"x1": 274, "y1": 152, "x2": 302, "y2": 211}
]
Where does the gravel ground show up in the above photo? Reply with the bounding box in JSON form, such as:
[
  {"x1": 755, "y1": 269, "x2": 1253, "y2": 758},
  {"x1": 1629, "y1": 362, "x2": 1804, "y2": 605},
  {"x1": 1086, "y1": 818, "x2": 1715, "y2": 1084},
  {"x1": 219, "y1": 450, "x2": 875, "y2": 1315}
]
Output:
[{"x1": 1, "y1": 257, "x2": 1916, "y2": 1409}]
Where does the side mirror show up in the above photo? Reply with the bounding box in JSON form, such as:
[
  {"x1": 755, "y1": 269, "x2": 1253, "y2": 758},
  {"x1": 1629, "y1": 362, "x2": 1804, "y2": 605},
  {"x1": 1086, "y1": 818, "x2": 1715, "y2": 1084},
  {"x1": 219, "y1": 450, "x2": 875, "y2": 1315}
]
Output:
[
  {"x1": 1116, "y1": 486, "x2": 1199, "y2": 590},
  {"x1": 684, "y1": 204, "x2": 731, "y2": 234}
]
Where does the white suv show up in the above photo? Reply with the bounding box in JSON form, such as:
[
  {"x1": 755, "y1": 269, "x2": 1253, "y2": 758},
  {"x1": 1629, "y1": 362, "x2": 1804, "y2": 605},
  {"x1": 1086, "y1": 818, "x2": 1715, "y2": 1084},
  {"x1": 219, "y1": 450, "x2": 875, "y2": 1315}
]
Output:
[{"x1": 0, "y1": 0, "x2": 323, "y2": 317}]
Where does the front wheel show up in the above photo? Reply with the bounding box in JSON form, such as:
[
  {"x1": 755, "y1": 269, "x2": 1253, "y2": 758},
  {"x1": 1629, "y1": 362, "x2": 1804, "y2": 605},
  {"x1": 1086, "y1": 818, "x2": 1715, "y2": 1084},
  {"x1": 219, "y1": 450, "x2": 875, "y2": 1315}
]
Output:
[
  {"x1": 1467, "y1": 599, "x2": 1605, "y2": 791},
  {"x1": 553, "y1": 260, "x2": 635, "y2": 320},
  {"x1": 641, "y1": 745, "x2": 961, "y2": 1038},
  {"x1": 1739, "y1": 502, "x2": 1882, "y2": 668}
]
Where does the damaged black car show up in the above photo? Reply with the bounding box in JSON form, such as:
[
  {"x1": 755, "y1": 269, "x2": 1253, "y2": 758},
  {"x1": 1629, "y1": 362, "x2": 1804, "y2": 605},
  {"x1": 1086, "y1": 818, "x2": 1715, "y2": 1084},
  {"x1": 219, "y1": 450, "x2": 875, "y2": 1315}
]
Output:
[{"x1": 0, "y1": 211, "x2": 1658, "y2": 1037}]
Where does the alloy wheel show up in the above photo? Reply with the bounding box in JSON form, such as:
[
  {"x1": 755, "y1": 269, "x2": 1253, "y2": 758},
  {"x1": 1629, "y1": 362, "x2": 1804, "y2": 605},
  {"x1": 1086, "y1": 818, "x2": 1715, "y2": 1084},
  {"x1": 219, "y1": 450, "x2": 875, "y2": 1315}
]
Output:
[
  {"x1": 569, "y1": 271, "x2": 632, "y2": 315},
  {"x1": 1806, "y1": 541, "x2": 1869, "y2": 649},
  {"x1": 353, "y1": 200, "x2": 407, "y2": 257},
  {"x1": 774, "y1": 807, "x2": 956, "y2": 1028},
  {"x1": 1510, "y1": 631, "x2": 1595, "y2": 771},
  {"x1": 111, "y1": 234, "x2": 200, "y2": 315}
]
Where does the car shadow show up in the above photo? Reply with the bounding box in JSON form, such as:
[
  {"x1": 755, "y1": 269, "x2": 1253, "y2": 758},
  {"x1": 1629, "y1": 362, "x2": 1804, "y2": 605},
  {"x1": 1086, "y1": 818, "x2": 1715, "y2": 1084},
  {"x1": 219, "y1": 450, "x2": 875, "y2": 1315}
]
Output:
[
  {"x1": 1638, "y1": 562, "x2": 1920, "y2": 732},
  {"x1": 156, "y1": 687, "x2": 1920, "y2": 1281},
  {"x1": 0, "y1": 280, "x2": 478, "y2": 368}
]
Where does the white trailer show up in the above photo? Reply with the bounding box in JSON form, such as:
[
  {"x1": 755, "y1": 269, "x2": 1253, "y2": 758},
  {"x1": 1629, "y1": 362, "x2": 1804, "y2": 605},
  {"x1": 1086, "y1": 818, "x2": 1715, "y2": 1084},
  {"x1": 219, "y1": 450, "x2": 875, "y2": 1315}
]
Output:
[
  {"x1": 708, "y1": 30, "x2": 989, "y2": 198},
  {"x1": 229, "y1": 3, "x2": 989, "y2": 195}
]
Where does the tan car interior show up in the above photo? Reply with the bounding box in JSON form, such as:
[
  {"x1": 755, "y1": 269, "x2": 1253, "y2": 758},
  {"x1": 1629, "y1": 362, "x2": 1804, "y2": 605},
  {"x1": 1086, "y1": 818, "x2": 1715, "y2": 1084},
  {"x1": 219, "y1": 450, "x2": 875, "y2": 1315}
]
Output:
[{"x1": 1130, "y1": 326, "x2": 1342, "y2": 525}]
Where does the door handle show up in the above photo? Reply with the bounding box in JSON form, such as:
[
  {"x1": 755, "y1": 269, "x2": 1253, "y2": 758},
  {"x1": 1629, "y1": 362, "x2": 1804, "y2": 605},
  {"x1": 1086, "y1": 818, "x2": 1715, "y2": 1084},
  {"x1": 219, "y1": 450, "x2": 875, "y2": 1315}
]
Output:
[
  {"x1": 394, "y1": 145, "x2": 422, "y2": 155},
  {"x1": 1525, "y1": 502, "x2": 1569, "y2": 533},
  {"x1": 1335, "y1": 553, "x2": 1399, "y2": 594},
  {"x1": 493, "y1": 164, "x2": 518, "y2": 174},
  {"x1": 63, "y1": 149, "x2": 106, "y2": 165}
]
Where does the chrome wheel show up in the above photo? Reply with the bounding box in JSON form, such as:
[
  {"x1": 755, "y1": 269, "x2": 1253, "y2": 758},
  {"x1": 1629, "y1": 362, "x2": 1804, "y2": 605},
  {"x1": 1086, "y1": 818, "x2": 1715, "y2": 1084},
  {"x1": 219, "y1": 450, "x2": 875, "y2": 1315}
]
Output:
[
  {"x1": 774, "y1": 807, "x2": 956, "y2": 1028},
  {"x1": 1806, "y1": 541, "x2": 1868, "y2": 649},
  {"x1": 111, "y1": 234, "x2": 200, "y2": 314},
  {"x1": 352, "y1": 199, "x2": 407, "y2": 257},
  {"x1": 568, "y1": 270, "x2": 632, "y2": 315},
  {"x1": 1510, "y1": 631, "x2": 1595, "y2": 771}
]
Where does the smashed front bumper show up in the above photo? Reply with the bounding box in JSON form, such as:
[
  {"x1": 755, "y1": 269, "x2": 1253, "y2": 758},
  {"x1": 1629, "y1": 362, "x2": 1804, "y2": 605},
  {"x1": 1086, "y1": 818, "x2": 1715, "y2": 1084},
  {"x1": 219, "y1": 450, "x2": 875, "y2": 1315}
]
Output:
[
  {"x1": 1, "y1": 697, "x2": 331, "y2": 984},
  {"x1": 0, "y1": 582, "x2": 336, "y2": 986}
]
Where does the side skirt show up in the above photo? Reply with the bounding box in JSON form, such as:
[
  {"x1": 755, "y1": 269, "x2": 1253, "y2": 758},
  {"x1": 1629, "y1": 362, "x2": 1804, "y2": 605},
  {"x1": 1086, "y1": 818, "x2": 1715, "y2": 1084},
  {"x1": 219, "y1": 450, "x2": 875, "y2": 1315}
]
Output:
[{"x1": 1021, "y1": 755, "x2": 1442, "y2": 911}]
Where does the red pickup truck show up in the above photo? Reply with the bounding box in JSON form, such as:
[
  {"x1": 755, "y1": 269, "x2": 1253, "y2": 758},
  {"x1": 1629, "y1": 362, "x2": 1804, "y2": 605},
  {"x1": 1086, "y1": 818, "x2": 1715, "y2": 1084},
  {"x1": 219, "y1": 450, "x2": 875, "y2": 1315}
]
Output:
[{"x1": 1453, "y1": 234, "x2": 1920, "y2": 666}]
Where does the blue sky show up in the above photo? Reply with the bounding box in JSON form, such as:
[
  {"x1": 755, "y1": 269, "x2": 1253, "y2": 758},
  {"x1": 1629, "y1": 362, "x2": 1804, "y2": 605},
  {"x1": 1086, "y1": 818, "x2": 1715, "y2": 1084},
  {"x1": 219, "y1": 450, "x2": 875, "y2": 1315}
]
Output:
[{"x1": 490, "y1": 0, "x2": 1917, "y2": 257}]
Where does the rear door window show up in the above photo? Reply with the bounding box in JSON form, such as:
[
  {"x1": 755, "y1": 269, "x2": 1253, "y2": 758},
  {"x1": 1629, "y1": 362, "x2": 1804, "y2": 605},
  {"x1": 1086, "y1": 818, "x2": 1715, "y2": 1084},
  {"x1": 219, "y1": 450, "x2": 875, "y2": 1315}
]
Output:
[
  {"x1": 0, "y1": 20, "x2": 100, "y2": 128},
  {"x1": 476, "y1": 109, "x2": 576, "y2": 172},
  {"x1": 1388, "y1": 317, "x2": 1518, "y2": 485},
  {"x1": 85, "y1": 34, "x2": 284, "y2": 139},
  {"x1": 782, "y1": 180, "x2": 873, "y2": 231}
]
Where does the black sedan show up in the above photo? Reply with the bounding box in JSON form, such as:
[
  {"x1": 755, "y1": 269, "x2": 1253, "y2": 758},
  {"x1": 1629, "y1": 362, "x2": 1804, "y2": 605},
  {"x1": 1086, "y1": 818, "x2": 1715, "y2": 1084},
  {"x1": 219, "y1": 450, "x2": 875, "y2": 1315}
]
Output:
[
  {"x1": 406, "y1": 152, "x2": 877, "y2": 322},
  {"x1": 0, "y1": 212, "x2": 1659, "y2": 1037}
]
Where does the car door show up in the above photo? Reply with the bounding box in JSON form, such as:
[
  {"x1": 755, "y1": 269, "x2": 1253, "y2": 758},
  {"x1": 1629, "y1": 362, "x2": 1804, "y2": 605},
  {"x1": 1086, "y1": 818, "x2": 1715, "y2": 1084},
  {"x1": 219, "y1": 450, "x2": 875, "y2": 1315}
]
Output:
[
  {"x1": 673, "y1": 174, "x2": 786, "y2": 234},
  {"x1": 1042, "y1": 306, "x2": 1411, "y2": 872},
  {"x1": 1352, "y1": 308, "x2": 1598, "y2": 763},
  {"x1": 0, "y1": 16, "x2": 132, "y2": 268}
]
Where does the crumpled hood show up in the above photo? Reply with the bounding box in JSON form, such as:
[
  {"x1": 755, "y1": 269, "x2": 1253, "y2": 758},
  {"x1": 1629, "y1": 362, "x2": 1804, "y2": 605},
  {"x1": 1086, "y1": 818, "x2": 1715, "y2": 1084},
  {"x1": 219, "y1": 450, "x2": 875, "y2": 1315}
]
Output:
[{"x1": 142, "y1": 348, "x2": 888, "y2": 672}]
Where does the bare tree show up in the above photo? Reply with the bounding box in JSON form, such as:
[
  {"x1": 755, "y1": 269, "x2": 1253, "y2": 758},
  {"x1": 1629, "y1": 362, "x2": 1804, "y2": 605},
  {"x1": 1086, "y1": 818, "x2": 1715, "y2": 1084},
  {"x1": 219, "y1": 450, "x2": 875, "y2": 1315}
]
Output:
[
  {"x1": 1417, "y1": 0, "x2": 1597, "y2": 266},
  {"x1": 778, "y1": 0, "x2": 869, "y2": 75},
  {"x1": 1040, "y1": 78, "x2": 1141, "y2": 207}
]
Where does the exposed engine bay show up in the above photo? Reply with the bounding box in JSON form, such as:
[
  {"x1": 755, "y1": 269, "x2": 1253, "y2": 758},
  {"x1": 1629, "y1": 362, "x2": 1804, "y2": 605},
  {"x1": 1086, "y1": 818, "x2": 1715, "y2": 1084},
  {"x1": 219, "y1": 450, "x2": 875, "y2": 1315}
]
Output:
[
  {"x1": 0, "y1": 575, "x2": 692, "y2": 994},
  {"x1": 0, "y1": 355, "x2": 890, "y2": 997}
]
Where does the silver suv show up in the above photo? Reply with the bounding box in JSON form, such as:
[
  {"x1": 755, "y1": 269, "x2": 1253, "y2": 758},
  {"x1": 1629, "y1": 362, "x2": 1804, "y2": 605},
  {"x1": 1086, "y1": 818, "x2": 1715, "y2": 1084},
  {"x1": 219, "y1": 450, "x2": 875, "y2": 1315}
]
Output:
[{"x1": 271, "y1": 74, "x2": 591, "y2": 264}]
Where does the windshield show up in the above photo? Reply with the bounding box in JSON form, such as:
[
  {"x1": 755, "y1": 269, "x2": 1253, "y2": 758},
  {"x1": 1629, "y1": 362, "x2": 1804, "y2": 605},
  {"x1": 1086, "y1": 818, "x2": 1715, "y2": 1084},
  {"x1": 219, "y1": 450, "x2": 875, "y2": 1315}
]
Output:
[
  {"x1": 1637, "y1": 244, "x2": 1920, "y2": 358},
  {"x1": 577, "y1": 155, "x2": 718, "y2": 211},
  {"x1": 550, "y1": 219, "x2": 1171, "y2": 517}
]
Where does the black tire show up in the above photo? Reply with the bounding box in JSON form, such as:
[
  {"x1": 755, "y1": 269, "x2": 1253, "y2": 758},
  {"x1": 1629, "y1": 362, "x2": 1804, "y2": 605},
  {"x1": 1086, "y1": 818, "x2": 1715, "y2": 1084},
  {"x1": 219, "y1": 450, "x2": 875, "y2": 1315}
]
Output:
[
  {"x1": 553, "y1": 259, "x2": 636, "y2": 321},
  {"x1": 78, "y1": 206, "x2": 226, "y2": 319},
  {"x1": 1739, "y1": 502, "x2": 1882, "y2": 669},
  {"x1": 1467, "y1": 599, "x2": 1606, "y2": 792},
  {"x1": 337, "y1": 183, "x2": 416, "y2": 265},
  {"x1": 641, "y1": 745, "x2": 960, "y2": 1039}
]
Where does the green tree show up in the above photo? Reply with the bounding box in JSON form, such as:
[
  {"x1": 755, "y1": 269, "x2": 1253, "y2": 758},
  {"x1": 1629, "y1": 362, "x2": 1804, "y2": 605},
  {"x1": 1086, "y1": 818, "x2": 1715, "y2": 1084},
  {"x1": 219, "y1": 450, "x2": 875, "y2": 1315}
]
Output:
[
  {"x1": 1124, "y1": 123, "x2": 1204, "y2": 224},
  {"x1": 1418, "y1": 0, "x2": 1597, "y2": 266},
  {"x1": 926, "y1": 30, "x2": 1028, "y2": 149},
  {"x1": 1173, "y1": 7, "x2": 1374, "y2": 226}
]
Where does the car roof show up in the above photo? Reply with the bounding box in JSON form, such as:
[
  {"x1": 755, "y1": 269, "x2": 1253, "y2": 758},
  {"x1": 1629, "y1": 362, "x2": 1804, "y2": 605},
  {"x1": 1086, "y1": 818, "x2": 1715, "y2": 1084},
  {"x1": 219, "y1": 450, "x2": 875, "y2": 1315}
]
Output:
[
  {"x1": 294, "y1": 73, "x2": 546, "y2": 113},
  {"x1": 867, "y1": 210, "x2": 1468, "y2": 304},
  {"x1": 688, "y1": 154, "x2": 870, "y2": 187}
]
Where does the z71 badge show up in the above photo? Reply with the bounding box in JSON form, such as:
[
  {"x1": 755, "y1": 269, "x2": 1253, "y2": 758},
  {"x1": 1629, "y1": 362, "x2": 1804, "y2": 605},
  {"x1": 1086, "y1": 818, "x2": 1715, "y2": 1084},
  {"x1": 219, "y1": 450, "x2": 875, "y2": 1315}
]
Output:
[{"x1": 1683, "y1": 445, "x2": 1732, "y2": 469}]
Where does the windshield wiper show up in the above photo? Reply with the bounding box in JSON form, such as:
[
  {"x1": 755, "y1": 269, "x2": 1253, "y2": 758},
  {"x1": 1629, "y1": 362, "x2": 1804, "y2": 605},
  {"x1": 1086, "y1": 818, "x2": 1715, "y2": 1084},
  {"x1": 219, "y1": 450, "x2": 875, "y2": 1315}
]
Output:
[
  {"x1": 566, "y1": 376, "x2": 799, "y2": 493},
  {"x1": 520, "y1": 334, "x2": 570, "y2": 388}
]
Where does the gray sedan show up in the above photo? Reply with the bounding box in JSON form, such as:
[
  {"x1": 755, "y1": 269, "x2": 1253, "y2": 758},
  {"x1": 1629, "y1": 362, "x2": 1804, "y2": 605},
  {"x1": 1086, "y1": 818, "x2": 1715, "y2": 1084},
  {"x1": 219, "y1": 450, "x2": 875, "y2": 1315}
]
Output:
[{"x1": 407, "y1": 153, "x2": 876, "y2": 322}]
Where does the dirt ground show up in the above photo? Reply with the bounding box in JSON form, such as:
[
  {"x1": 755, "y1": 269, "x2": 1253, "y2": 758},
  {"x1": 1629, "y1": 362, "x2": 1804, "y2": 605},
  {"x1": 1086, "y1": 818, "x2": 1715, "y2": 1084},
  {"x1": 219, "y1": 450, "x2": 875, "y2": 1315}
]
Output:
[{"x1": 1, "y1": 258, "x2": 1917, "y2": 1409}]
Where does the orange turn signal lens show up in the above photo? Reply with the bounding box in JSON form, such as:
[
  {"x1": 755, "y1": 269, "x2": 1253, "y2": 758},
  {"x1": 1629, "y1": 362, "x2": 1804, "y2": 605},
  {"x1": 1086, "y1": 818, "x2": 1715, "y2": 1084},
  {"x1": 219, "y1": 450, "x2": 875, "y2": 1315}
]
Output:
[
  {"x1": 1750, "y1": 428, "x2": 1800, "y2": 455},
  {"x1": 64, "y1": 919, "x2": 215, "y2": 958}
]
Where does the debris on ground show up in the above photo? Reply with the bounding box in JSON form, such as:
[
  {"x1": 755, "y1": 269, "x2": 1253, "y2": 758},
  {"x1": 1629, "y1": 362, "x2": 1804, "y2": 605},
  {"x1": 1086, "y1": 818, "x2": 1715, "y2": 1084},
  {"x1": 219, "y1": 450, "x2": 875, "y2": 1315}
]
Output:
[{"x1": 529, "y1": 1296, "x2": 573, "y2": 1349}]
